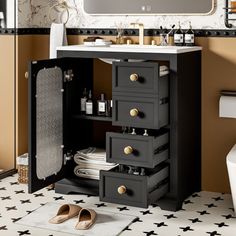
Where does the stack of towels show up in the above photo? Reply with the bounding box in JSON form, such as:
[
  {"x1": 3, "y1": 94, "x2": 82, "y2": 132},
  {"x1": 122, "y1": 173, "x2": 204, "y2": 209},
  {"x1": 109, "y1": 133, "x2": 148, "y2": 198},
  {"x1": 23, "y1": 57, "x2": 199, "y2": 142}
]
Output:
[{"x1": 74, "y1": 147, "x2": 117, "y2": 180}]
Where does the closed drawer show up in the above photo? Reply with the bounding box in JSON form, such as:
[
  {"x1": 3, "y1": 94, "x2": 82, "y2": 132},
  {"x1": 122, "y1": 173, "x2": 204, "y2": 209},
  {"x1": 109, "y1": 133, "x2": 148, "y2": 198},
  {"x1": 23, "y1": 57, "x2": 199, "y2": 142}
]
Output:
[
  {"x1": 112, "y1": 94, "x2": 169, "y2": 129},
  {"x1": 113, "y1": 61, "x2": 168, "y2": 95},
  {"x1": 106, "y1": 132, "x2": 169, "y2": 168},
  {"x1": 100, "y1": 165, "x2": 169, "y2": 208}
]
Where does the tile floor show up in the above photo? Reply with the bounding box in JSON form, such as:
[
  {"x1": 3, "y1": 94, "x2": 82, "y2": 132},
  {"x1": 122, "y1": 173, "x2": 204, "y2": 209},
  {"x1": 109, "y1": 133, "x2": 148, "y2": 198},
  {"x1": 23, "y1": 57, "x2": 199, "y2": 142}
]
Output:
[{"x1": 0, "y1": 174, "x2": 236, "y2": 236}]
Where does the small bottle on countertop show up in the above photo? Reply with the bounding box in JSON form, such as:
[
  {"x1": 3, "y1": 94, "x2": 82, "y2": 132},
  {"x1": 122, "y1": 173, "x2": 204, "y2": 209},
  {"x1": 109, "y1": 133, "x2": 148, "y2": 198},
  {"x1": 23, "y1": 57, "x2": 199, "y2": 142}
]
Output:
[
  {"x1": 85, "y1": 90, "x2": 93, "y2": 115},
  {"x1": 184, "y1": 21, "x2": 195, "y2": 46},
  {"x1": 80, "y1": 88, "x2": 87, "y2": 114},
  {"x1": 174, "y1": 21, "x2": 184, "y2": 46},
  {"x1": 97, "y1": 93, "x2": 107, "y2": 116}
]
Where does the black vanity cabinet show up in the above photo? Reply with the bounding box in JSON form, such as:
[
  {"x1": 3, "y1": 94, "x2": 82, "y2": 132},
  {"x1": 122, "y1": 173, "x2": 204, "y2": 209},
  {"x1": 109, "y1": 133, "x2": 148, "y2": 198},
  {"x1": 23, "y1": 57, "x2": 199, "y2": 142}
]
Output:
[{"x1": 28, "y1": 47, "x2": 201, "y2": 211}]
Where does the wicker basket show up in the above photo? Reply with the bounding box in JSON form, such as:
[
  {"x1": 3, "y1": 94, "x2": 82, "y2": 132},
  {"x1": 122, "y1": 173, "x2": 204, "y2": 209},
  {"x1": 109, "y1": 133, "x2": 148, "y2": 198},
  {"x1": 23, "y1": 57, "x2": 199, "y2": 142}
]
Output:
[
  {"x1": 18, "y1": 165, "x2": 28, "y2": 184},
  {"x1": 17, "y1": 153, "x2": 28, "y2": 184}
]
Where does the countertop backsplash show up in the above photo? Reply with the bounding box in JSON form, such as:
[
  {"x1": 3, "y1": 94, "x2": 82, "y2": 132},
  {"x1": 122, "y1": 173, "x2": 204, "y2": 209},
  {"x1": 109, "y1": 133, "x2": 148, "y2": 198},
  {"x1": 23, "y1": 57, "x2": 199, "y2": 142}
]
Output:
[{"x1": 17, "y1": 0, "x2": 227, "y2": 29}]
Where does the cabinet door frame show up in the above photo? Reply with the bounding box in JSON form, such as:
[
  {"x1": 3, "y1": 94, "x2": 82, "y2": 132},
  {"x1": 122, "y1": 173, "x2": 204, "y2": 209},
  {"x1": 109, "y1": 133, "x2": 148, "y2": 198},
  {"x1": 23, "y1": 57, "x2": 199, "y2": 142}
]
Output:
[{"x1": 28, "y1": 58, "x2": 69, "y2": 193}]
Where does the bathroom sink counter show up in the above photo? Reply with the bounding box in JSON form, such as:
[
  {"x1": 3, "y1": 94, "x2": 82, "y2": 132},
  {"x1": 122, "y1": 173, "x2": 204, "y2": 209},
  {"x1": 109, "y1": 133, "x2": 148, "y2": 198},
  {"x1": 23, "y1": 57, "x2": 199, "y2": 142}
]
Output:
[
  {"x1": 28, "y1": 43, "x2": 202, "y2": 212},
  {"x1": 57, "y1": 44, "x2": 202, "y2": 54}
]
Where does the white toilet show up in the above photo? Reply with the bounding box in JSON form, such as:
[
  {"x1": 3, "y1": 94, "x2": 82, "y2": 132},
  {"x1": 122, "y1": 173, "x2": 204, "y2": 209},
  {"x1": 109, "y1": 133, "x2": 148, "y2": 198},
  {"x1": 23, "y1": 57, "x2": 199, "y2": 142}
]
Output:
[{"x1": 227, "y1": 144, "x2": 236, "y2": 215}]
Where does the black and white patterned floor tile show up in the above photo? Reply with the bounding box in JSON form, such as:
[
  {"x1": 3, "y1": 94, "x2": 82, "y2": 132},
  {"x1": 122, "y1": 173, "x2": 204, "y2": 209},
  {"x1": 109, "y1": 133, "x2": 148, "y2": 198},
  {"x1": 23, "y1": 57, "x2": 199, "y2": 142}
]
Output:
[{"x1": 0, "y1": 175, "x2": 236, "y2": 236}]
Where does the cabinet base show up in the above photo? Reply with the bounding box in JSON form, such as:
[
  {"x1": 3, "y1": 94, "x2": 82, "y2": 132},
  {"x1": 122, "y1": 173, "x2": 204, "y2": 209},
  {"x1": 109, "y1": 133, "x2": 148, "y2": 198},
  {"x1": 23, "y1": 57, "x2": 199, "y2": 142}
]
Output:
[{"x1": 55, "y1": 177, "x2": 99, "y2": 196}]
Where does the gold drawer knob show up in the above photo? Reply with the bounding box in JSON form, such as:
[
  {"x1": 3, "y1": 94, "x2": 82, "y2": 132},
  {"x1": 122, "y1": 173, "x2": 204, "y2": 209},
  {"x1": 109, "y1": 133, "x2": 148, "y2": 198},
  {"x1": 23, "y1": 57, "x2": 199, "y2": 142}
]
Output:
[
  {"x1": 118, "y1": 185, "x2": 127, "y2": 195},
  {"x1": 124, "y1": 146, "x2": 133, "y2": 155},
  {"x1": 130, "y1": 73, "x2": 138, "y2": 82},
  {"x1": 25, "y1": 71, "x2": 29, "y2": 79},
  {"x1": 130, "y1": 108, "x2": 139, "y2": 117}
]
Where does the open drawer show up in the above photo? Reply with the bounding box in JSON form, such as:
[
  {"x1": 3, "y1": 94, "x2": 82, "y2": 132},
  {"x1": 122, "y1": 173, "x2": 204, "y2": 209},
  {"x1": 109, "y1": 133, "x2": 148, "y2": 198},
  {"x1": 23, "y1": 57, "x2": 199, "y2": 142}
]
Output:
[
  {"x1": 106, "y1": 131, "x2": 169, "y2": 168},
  {"x1": 99, "y1": 164, "x2": 169, "y2": 208}
]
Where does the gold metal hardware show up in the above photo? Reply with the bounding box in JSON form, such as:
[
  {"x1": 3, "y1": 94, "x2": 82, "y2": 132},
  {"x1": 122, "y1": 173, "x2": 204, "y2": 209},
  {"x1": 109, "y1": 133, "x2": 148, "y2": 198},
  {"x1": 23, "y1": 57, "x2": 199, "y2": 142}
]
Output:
[
  {"x1": 25, "y1": 71, "x2": 29, "y2": 79},
  {"x1": 118, "y1": 185, "x2": 127, "y2": 195},
  {"x1": 124, "y1": 146, "x2": 133, "y2": 155},
  {"x1": 130, "y1": 108, "x2": 139, "y2": 117},
  {"x1": 130, "y1": 73, "x2": 138, "y2": 82},
  {"x1": 130, "y1": 22, "x2": 144, "y2": 45},
  {"x1": 126, "y1": 39, "x2": 132, "y2": 45}
]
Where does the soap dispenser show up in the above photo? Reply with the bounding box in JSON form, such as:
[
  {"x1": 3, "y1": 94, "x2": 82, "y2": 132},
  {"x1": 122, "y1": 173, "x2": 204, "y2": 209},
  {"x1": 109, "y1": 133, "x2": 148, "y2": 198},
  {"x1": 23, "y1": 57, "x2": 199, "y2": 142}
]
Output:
[
  {"x1": 184, "y1": 21, "x2": 195, "y2": 46},
  {"x1": 97, "y1": 93, "x2": 107, "y2": 116},
  {"x1": 174, "y1": 22, "x2": 184, "y2": 46}
]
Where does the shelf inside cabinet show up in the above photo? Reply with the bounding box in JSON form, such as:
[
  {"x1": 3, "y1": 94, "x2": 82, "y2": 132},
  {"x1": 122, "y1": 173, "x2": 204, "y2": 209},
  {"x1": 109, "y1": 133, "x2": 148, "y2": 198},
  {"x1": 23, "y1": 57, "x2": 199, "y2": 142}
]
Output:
[{"x1": 73, "y1": 114, "x2": 112, "y2": 122}]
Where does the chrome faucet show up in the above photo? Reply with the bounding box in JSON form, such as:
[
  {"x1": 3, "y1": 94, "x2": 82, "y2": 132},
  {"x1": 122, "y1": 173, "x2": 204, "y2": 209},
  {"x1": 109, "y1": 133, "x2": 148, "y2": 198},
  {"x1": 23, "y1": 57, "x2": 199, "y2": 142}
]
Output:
[{"x1": 130, "y1": 23, "x2": 144, "y2": 45}]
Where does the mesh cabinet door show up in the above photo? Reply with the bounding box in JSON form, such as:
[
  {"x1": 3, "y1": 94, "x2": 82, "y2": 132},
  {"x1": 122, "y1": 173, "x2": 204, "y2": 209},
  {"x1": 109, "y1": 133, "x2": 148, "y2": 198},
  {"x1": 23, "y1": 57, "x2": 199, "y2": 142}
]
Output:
[
  {"x1": 36, "y1": 67, "x2": 63, "y2": 180},
  {"x1": 28, "y1": 60, "x2": 67, "y2": 193}
]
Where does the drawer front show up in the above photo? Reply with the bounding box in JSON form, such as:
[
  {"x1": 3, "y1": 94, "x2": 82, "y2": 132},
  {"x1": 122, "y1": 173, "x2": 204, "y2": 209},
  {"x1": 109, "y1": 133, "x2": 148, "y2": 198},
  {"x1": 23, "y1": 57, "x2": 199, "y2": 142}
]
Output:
[
  {"x1": 100, "y1": 171, "x2": 147, "y2": 207},
  {"x1": 113, "y1": 95, "x2": 168, "y2": 129},
  {"x1": 100, "y1": 165, "x2": 169, "y2": 208},
  {"x1": 113, "y1": 61, "x2": 159, "y2": 94},
  {"x1": 106, "y1": 132, "x2": 169, "y2": 168}
]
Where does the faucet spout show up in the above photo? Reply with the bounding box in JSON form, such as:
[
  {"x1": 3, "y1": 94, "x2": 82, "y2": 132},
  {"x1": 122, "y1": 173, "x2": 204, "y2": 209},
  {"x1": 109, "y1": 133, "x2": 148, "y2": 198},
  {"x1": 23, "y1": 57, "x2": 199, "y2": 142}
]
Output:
[{"x1": 130, "y1": 23, "x2": 144, "y2": 45}]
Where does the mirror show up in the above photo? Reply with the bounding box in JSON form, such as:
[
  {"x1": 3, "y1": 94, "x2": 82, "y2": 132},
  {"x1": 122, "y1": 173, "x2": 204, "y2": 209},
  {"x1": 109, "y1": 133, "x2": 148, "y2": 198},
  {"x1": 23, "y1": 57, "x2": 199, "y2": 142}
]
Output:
[{"x1": 84, "y1": 0, "x2": 214, "y2": 15}]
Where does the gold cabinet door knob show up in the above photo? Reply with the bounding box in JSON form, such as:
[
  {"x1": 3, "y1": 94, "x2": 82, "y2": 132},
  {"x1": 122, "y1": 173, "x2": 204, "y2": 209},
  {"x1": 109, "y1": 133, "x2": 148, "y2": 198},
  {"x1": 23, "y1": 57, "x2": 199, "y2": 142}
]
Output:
[
  {"x1": 25, "y1": 71, "x2": 29, "y2": 79},
  {"x1": 130, "y1": 73, "x2": 139, "y2": 82},
  {"x1": 124, "y1": 146, "x2": 133, "y2": 155},
  {"x1": 130, "y1": 108, "x2": 139, "y2": 117},
  {"x1": 118, "y1": 185, "x2": 127, "y2": 195}
]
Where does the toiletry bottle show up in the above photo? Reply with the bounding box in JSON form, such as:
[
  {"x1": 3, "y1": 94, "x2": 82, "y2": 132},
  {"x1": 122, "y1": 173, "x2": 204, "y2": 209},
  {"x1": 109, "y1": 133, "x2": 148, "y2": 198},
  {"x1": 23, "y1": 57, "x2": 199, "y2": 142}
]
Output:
[
  {"x1": 174, "y1": 22, "x2": 184, "y2": 46},
  {"x1": 85, "y1": 90, "x2": 93, "y2": 115},
  {"x1": 106, "y1": 100, "x2": 112, "y2": 117},
  {"x1": 97, "y1": 93, "x2": 107, "y2": 116},
  {"x1": 185, "y1": 22, "x2": 195, "y2": 46},
  {"x1": 80, "y1": 88, "x2": 87, "y2": 114}
]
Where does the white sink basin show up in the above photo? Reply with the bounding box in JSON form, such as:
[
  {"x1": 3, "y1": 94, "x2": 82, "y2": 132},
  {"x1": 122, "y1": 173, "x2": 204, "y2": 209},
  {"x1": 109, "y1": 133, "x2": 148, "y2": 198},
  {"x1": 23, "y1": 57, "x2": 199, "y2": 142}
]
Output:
[{"x1": 57, "y1": 45, "x2": 202, "y2": 54}]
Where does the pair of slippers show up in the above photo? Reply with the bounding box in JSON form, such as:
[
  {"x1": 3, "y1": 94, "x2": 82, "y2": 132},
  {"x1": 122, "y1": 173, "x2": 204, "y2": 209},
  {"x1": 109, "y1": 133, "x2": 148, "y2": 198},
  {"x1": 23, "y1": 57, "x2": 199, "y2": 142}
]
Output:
[{"x1": 49, "y1": 204, "x2": 96, "y2": 230}]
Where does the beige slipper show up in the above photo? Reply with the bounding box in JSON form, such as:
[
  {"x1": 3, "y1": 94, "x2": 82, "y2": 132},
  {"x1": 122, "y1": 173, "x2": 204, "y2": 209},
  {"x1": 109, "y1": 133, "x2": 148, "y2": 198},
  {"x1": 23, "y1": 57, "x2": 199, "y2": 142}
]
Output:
[
  {"x1": 75, "y1": 208, "x2": 96, "y2": 230},
  {"x1": 49, "y1": 204, "x2": 82, "y2": 224}
]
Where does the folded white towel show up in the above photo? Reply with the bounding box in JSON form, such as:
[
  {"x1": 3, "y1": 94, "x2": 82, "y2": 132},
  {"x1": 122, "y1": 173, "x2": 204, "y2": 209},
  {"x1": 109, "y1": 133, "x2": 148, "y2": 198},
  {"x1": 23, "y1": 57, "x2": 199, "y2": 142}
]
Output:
[
  {"x1": 74, "y1": 166, "x2": 100, "y2": 180},
  {"x1": 75, "y1": 162, "x2": 117, "y2": 170},
  {"x1": 160, "y1": 65, "x2": 169, "y2": 77},
  {"x1": 50, "y1": 23, "x2": 68, "y2": 59},
  {"x1": 74, "y1": 147, "x2": 107, "y2": 164},
  {"x1": 74, "y1": 147, "x2": 117, "y2": 180}
]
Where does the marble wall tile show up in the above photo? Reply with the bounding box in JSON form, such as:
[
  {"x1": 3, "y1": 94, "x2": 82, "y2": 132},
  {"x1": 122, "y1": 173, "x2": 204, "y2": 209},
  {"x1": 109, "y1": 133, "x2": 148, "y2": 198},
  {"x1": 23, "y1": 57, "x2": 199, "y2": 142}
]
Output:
[{"x1": 17, "y1": 0, "x2": 230, "y2": 29}]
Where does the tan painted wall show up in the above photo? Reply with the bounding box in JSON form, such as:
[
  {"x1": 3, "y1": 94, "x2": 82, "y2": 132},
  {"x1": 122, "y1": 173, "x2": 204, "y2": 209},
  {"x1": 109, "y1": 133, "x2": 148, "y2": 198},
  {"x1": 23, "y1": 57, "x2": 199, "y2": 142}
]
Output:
[
  {"x1": 197, "y1": 37, "x2": 236, "y2": 193},
  {"x1": 16, "y1": 35, "x2": 236, "y2": 193},
  {"x1": 0, "y1": 35, "x2": 15, "y2": 170}
]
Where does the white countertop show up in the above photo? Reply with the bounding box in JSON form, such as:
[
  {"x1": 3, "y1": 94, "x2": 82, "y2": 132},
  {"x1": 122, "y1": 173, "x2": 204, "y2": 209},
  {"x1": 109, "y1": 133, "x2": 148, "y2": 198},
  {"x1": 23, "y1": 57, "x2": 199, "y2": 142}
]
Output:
[{"x1": 57, "y1": 44, "x2": 202, "y2": 54}]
